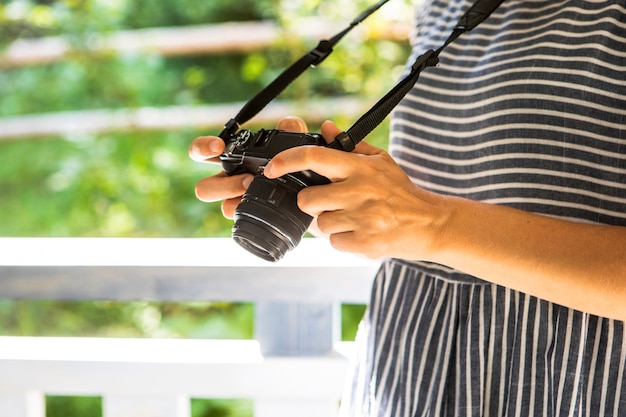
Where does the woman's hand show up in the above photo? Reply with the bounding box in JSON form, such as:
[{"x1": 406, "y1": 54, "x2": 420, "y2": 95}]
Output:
[
  {"x1": 189, "y1": 116, "x2": 309, "y2": 219},
  {"x1": 264, "y1": 120, "x2": 450, "y2": 260}
]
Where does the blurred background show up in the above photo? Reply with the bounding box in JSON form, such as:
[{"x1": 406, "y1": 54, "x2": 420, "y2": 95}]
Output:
[{"x1": 0, "y1": 0, "x2": 413, "y2": 415}]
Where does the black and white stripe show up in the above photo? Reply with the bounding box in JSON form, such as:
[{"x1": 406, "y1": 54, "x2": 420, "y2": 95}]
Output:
[
  {"x1": 341, "y1": 260, "x2": 626, "y2": 417},
  {"x1": 392, "y1": 0, "x2": 626, "y2": 225},
  {"x1": 340, "y1": 1, "x2": 626, "y2": 416}
]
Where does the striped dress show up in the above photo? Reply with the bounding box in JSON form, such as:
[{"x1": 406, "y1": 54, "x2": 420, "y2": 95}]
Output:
[{"x1": 339, "y1": 1, "x2": 626, "y2": 416}]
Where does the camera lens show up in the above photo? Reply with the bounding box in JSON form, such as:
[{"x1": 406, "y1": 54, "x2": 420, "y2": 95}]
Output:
[{"x1": 232, "y1": 175, "x2": 313, "y2": 262}]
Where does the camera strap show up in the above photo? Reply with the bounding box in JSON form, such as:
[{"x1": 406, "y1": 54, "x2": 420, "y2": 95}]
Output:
[
  {"x1": 328, "y1": 0, "x2": 505, "y2": 151},
  {"x1": 219, "y1": 0, "x2": 505, "y2": 148},
  {"x1": 219, "y1": 0, "x2": 391, "y2": 140}
]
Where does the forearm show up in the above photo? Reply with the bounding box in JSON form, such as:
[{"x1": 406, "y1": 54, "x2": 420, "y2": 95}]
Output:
[
  {"x1": 431, "y1": 196, "x2": 626, "y2": 320},
  {"x1": 261, "y1": 131, "x2": 626, "y2": 320}
]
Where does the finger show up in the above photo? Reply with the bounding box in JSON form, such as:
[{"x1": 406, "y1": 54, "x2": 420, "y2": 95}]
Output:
[
  {"x1": 321, "y1": 120, "x2": 384, "y2": 156},
  {"x1": 222, "y1": 197, "x2": 242, "y2": 219},
  {"x1": 195, "y1": 172, "x2": 254, "y2": 202},
  {"x1": 189, "y1": 136, "x2": 225, "y2": 163},
  {"x1": 276, "y1": 116, "x2": 308, "y2": 133},
  {"x1": 320, "y1": 120, "x2": 343, "y2": 144},
  {"x1": 297, "y1": 182, "x2": 350, "y2": 215},
  {"x1": 264, "y1": 145, "x2": 356, "y2": 181},
  {"x1": 315, "y1": 210, "x2": 357, "y2": 235},
  {"x1": 328, "y1": 231, "x2": 372, "y2": 257},
  {"x1": 353, "y1": 140, "x2": 384, "y2": 156}
]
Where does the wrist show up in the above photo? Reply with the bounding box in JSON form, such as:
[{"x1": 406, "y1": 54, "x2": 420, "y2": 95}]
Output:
[{"x1": 422, "y1": 193, "x2": 457, "y2": 263}]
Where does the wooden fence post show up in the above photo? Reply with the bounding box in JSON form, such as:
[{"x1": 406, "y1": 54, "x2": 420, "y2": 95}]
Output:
[{"x1": 254, "y1": 301, "x2": 341, "y2": 417}]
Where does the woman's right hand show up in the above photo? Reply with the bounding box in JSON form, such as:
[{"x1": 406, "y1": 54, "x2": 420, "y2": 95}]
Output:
[{"x1": 188, "y1": 116, "x2": 308, "y2": 219}]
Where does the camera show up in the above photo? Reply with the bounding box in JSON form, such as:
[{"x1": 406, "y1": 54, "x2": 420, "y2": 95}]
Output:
[
  {"x1": 210, "y1": 0, "x2": 446, "y2": 261},
  {"x1": 220, "y1": 128, "x2": 331, "y2": 262}
]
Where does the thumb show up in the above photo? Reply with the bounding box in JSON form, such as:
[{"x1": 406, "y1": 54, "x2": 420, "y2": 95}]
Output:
[
  {"x1": 276, "y1": 116, "x2": 308, "y2": 133},
  {"x1": 320, "y1": 120, "x2": 343, "y2": 144},
  {"x1": 354, "y1": 140, "x2": 385, "y2": 156}
]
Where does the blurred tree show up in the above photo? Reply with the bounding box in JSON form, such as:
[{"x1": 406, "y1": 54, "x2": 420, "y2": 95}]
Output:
[
  {"x1": 46, "y1": 396, "x2": 102, "y2": 417},
  {"x1": 0, "y1": 0, "x2": 411, "y2": 238}
]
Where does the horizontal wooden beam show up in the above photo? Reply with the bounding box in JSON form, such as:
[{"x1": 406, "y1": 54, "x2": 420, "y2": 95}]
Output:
[
  {"x1": 1, "y1": 19, "x2": 410, "y2": 68},
  {"x1": 0, "y1": 337, "x2": 352, "y2": 399},
  {"x1": 0, "y1": 98, "x2": 370, "y2": 140},
  {"x1": 0, "y1": 238, "x2": 378, "y2": 303}
]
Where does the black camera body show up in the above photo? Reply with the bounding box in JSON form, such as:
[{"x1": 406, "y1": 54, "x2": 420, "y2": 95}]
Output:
[
  {"x1": 220, "y1": 128, "x2": 331, "y2": 262},
  {"x1": 221, "y1": 128, "x2": 324, "y2": 176}
]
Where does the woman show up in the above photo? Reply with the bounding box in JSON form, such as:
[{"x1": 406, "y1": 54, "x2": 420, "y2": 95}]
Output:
[{"x1": 190, "y1": 0, "x2": 626, "y2": 415}]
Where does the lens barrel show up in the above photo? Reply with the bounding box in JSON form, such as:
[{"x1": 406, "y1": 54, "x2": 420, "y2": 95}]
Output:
[{"x1": 232, "y1": 175, "x2": 313, "y2": 262}]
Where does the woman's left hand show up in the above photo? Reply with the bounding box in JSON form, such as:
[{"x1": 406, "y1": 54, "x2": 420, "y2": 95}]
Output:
[{"x1": 264, "y1": 120, "x2": 450, "y2": 260}]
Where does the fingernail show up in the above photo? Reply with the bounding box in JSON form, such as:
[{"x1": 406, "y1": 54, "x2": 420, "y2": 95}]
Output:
[
  {"x1": 263, "y1": 163, "x2": 273, "y2": 178},
  {"x1": 209, "y1": 140, "x2": 222, "y2": 154}
]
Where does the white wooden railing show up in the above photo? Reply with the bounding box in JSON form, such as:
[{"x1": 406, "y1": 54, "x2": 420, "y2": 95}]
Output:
[{"x1": 0, "y1": 238, "x2": 379, "y2": 417}]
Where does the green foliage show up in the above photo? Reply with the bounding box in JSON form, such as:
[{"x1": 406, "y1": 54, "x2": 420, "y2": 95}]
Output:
[
  {"x1": 121, "y1": 0, "x2": 277, "y2": 28},
  {"x1": 0, "y1": 300, "x2": 254, "y2": 339},
  {"x1": 44, "y1": 396, "x2": 256, "y2": 417},
  {"x1": 0, "y1": 0, "x2": 277, "y2": 44},
  {"x1": 0, "y1": 0, "x2": 412, "y2": 237},
  {"x1": 0, "y1": 299, "x2": 365, "y2": 342},
  {"x1": 0, "y1": 129, "x2": 231, "y2": 237},
  {"x1": 1, "y1": 0, "x2": 412, "y2": 115},
  {"x1": 46, "y1": 396, "x2": 102, "y2": 417},
  {"x1": 0, "y1": 53, "x2": 267, "y2": 116},
  {"x1": 341, "y1": 304, "x2": 367, "y2": 341},
  {"x1": 191, "y1": 399, "x2": 253, "y2": 417}
]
